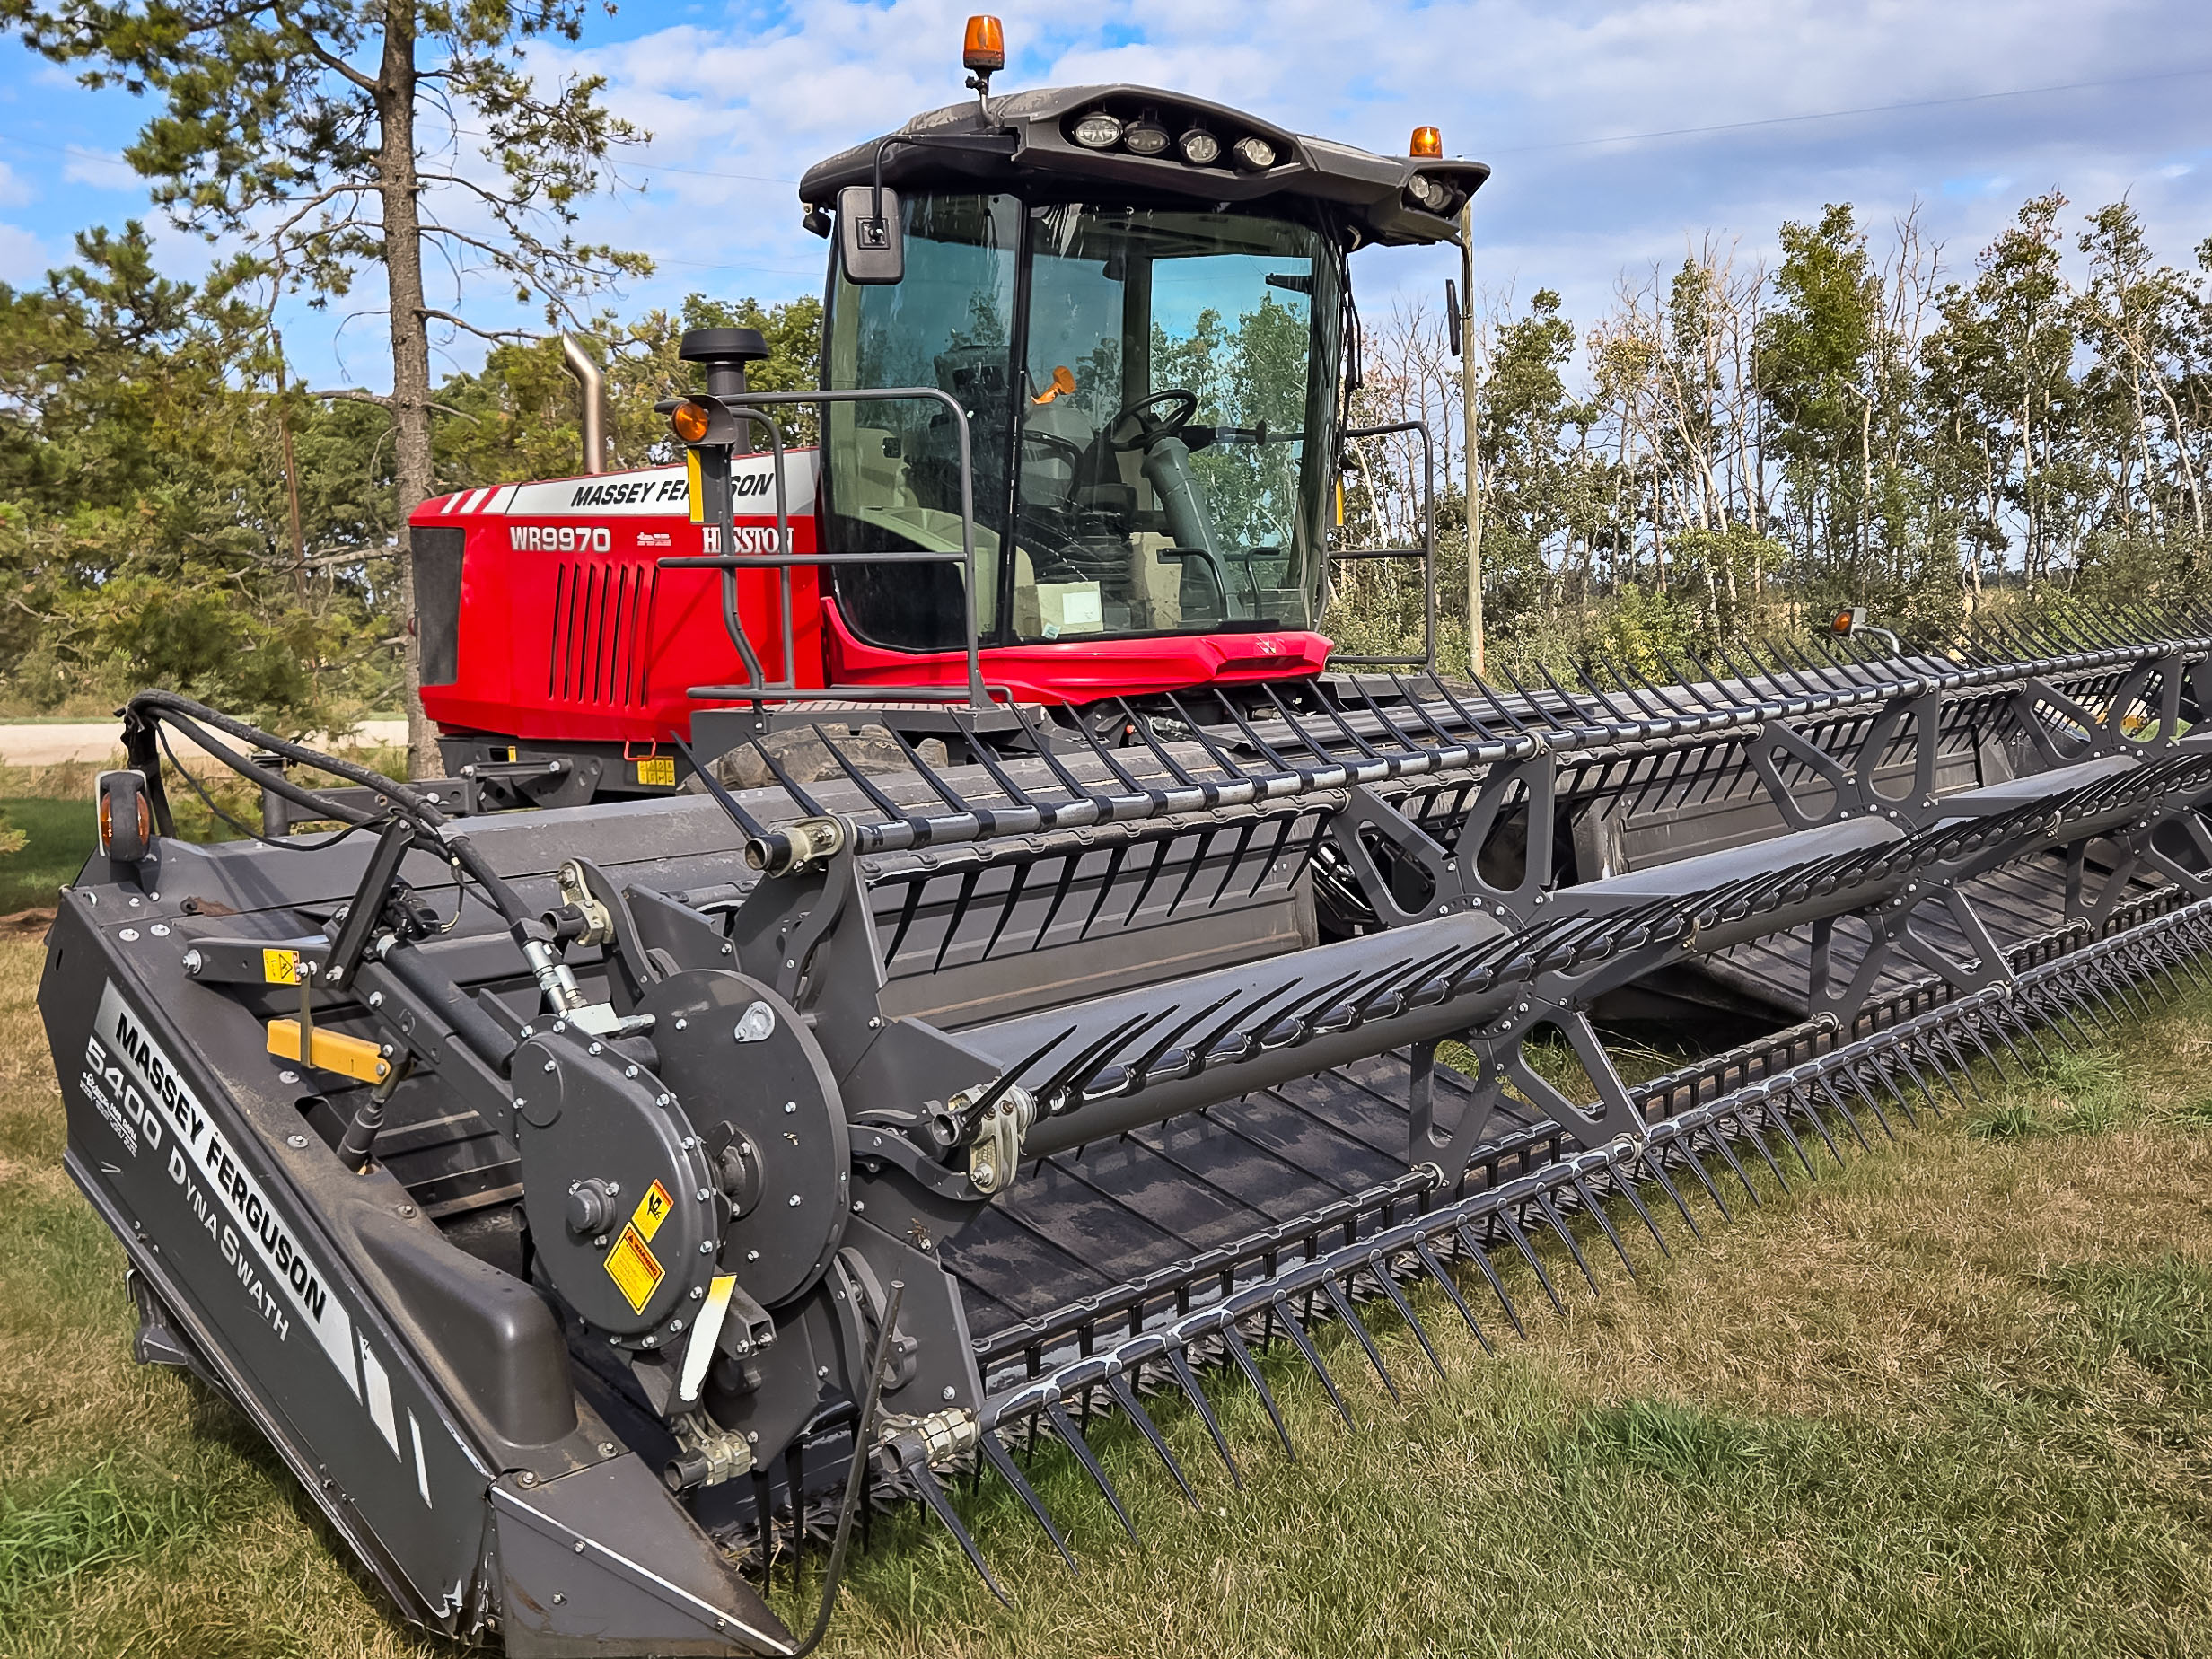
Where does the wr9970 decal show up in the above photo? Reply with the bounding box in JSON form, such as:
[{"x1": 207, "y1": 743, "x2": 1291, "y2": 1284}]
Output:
[{"x1": 508, "y1": 524, "x2": 613, "y2": 554}]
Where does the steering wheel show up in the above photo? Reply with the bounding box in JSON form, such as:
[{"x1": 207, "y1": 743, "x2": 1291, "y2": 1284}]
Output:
[{"x1": 1108, "y1": 388, "x2": 1199, "y2": 451}]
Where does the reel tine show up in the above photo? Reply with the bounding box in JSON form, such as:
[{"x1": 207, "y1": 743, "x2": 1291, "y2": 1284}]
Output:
[
  {"x1": 1165, "y1": 1348, "x2": 1243, "y2": 1488},
  {"x1": 1532, "y1": 1190, "x2": 1604, "y2": 1294},
  {"x1": 979, "y1": 1429, "x2": 1078, "y2": 1574},
  {"x1": 1640, "y1": 1151, "x2": 1707, "y2": 1241},
  {"x1": 1604, "y1": 1175, "x2": 1672, "y2": 1258},
  {"x1": 1854, "y1": 1055, "x2": 1915, "y2": 1128},
  {"x1": 1043, "y1": 1398, "x2": 1137, "y2": 1540},
  {"x1": 1453, "y1": 1224, "x2": 1528, "y2": 1337},
  {"x1": 1320, "y1": 1276, "x2": 1400, "y2": 1400},
  {"x1": 1413, "y1": 1236, "x2": 1495, "y2": 1352},
  {"x1": 1897, "y1": 1039, "x2": 1952, "y2": 1114},
  {"x1": 1672, "y1": 1137, "x2": 1734, "y2": 1222},
  {"x1": 1955, "y1": 1017, "x2": 2010, "y2": 1085},
  {"x1": 1369, "y1": 1257, "x2": 1449, "y2": 1377},
  {"x1": 752, "y1": 1467, "x2": 778, "y2": 1589},
  {"x1": 1568, "y1": 1175, "x2": 1639, "y2": 1278},
  {"x1": 1700, "y1": 1122, "x2": 1762, "y2": 1207},
  {"x1": 1496, "y1": 1207, "x2": 1567, "y2": 1314},
  {"x1": 1818, "y1": 1075, "x2": 1873, "y2": 1152},
  {"x1": 1221, "y1": 1324, "x2": 1298, "y2": 1461},
  {"x1": 1787, "y1": 1083, "x2": 1848, "y2": 1166},
  {"x1": 890, "y1": 1435, "x2": 1008, "y2": 1603},
  {"x1": 1105, "y1": 1371, "x2": 1199, "y2": 1510},
  {"x1": 1277, "y1": 1298, "x2": 1357, "y2": 1428},
  {"x1": 1920, "y1": 1034, "x2": 1972, "y2": 1110},
  {"x1": 1736, "y1": 1114, "x2": 1793, "y2": 1190}
]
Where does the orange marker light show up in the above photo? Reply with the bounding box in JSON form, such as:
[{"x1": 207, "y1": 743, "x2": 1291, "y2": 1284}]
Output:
[
  {"x1": 1409, "y1": 125, "x2": 1443, "y2": 158},
  {"x1": 670, "y1": 400, "x2": 712, "y2": 444},
  {"x1": 964, "y1": 15, "x2": 1006, "y2": 72}
]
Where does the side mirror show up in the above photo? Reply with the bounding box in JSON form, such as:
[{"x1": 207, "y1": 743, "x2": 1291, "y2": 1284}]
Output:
[{"x1": 837, "y1": 185, "x2": 905, "y2": 285}]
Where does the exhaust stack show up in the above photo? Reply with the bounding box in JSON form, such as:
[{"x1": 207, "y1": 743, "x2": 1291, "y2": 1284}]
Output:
[{"x1": 560, "y1": 334, "x2": 607, "y2": 475}]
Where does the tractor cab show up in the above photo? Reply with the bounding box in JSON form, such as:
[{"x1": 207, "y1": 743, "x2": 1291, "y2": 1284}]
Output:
[
  {"x1": 782, "y1": 72, "x2": 1487, "y2": 695},
  {"x1": 411, "y1": 22, "x2": 1488, "y2": 806}
]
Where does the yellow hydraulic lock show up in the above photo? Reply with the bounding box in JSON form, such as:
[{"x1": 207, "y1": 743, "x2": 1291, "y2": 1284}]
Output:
[{"x1": 266, "y1": 1018, "x2": 391, "y2": 1084}]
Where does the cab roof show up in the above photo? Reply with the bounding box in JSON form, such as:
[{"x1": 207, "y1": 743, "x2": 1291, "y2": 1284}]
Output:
[{"x1": 797, "y1": 84, "x2": 1489, "y2": 250}]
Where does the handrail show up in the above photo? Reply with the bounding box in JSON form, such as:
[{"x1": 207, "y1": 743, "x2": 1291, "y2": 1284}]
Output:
[
  {"x1": 1330, "y1": 417, "x2": 1436, "y2": 671},
  {"x1": 655, "y1": 386, "x2": 995, "y2": 711}
]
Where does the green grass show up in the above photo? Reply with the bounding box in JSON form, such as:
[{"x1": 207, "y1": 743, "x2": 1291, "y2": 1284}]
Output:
[
  {"x1": 0, "y1": 797, "x2": 95, "y2": 913},
  {"x1": 6, "y1": 928, "x2": 2212, "y2": 1655}
]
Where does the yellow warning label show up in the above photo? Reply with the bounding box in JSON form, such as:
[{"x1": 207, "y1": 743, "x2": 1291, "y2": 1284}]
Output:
[
  {"x1": 262, "y1": 949, "x2": 300, "y2": 986},
  {"x1": 632, "y1": 1179, "x2": 674, "y2": 1242},
  {"x1": 606, "y1": 1224, "x2": 664, "y2": 1314},
  {"x1": 636, "y1": 755, "x2": 677, "y2": 788},
  {"x1": 686, "y1": 448, "x2": 706, "y2": 524}
]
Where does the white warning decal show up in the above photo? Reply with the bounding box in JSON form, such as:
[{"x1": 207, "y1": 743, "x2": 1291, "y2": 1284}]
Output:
[{"x1": 94, "y1": 981, "x2": 358, "y2": 1394}]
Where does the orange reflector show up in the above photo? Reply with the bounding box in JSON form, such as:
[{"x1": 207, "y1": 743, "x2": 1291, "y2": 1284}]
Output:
[
  {"x1": 268, "y1": 1018, "x2": 391, "y2": 1084},
  {"x1": 97, "y1": 787, "x2": 148, "y2": 856},
  {"x1": 1410, "y1": 125, "x2": 1443, "y2": 158},
  {"x1": 963, "y1": 14, "x2": 1005, "y2": 72},
  {"x1": 670, "y1": 400, "x2": 711, "y2": 444}
]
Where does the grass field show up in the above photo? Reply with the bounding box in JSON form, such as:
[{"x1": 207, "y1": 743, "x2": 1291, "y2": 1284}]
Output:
[{"x1": 4, "y1": 928, "x2": 2212, "y2": 1656}]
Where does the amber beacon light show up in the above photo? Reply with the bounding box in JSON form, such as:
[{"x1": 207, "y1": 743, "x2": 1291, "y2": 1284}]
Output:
[
  {"x1": 1409, "y1": 125, "x2": 1443, "y2": 157},
  {"x1": 964, "y1": 15, "x2": 1006, "y2": 73}
]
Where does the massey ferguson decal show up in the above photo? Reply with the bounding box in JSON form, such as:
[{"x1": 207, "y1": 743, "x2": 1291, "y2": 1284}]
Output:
[
  {"x1": 566, "y1": 475, "x2": 690, "y2": 509},
  {"x1": 499, "y1": 450, "x2": 819, "y2": 518},
  {"x1": 87, "y1": 981, "x2": 359, "y2": 1391}
]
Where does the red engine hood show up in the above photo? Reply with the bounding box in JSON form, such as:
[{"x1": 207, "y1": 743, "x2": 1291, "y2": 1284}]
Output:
[{"x1": 821, "y1": 601, "x2": 1330, "y2": 703}]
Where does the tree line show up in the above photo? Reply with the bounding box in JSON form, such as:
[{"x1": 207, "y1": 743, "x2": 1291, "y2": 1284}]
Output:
[
  {"x1": 1, "y1": 118, "x2": 2205, "y2": 737},
  {"x1": 1335, "y1": 192, "x2": 2212, "y2": 678}
]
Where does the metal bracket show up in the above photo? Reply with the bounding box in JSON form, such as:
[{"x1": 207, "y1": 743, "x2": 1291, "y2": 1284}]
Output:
[
  {"x1": 1415, "y1": 1006, "x2": 1640, "y2": 1175},
  {"x1": 1330, "y1": 751, "x2": 1556, "y2": 927}
]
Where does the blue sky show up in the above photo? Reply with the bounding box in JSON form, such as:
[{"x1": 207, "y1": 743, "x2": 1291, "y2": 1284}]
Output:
[{"x1": 1, "y1": 0, "x2": 2207, "y2": 390}]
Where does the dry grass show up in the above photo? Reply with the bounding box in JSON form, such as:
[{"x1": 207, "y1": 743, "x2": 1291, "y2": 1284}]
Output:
[{"x1": 4, "y1": 926, "x2": 2212, "y2": 1656}]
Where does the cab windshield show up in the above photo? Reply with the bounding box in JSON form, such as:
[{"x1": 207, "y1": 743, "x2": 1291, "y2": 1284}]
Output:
[{"x1": 823, "y1": 195, "x2": 1340, "y2": 652}]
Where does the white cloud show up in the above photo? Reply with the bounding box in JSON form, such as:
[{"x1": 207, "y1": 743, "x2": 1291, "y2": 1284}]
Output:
[
  {"x1": 0, "y1": 161, "x2": 31, "y2": 208},
  {"x1": 0, "y1": 221, "x2": 48, "y2": 281},
  {"x1": 61, "y1": 146, "x2": 137, "y2": 192},
  {"x1": 206, "y1": 0, "x2": 2208, "y2": 384}
]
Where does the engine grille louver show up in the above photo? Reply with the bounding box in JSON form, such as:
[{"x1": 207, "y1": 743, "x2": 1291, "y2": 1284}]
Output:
[{"x1": 548, "y1": 557, "x2": 657, "y2": 707}]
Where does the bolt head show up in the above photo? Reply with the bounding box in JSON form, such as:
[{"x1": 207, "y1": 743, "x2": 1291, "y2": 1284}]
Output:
[{"x1": 943, "y1": 1385, "x2": 957, "y2": 1401}]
